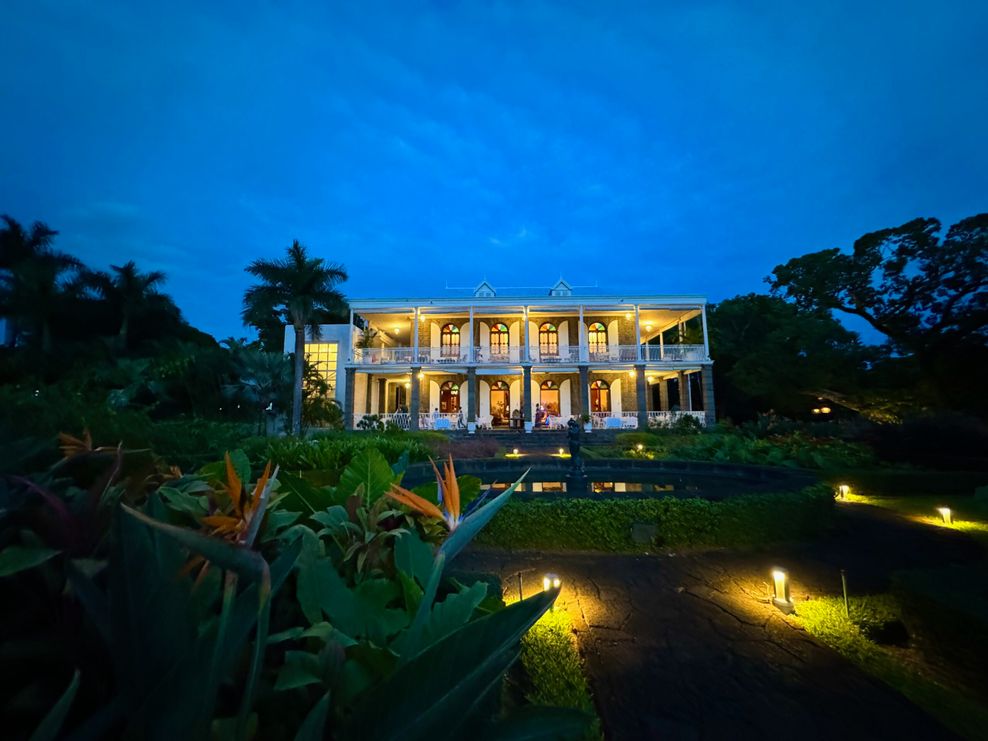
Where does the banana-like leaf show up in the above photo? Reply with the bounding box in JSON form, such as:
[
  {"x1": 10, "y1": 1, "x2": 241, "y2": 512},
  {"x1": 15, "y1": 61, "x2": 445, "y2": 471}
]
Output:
[
  {"x1": 394, "y1": 530, "x2": 434, "y2": 587},
  {"x1": 335, "y1": 447, "x2": 395, "y2": 504},
  {"x1": 29, "y1": 670, "x2": 80, "y2": 741},
  {"x1": 346, "y1": 589, "x2": 556, "y2": 740}
]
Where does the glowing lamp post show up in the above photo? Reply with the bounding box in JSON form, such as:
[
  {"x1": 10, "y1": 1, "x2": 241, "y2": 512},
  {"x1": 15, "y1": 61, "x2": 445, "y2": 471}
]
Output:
[
  {"x1": 771, "y1": 568, "x2": 794, "y2": 614},
  {"x1": 558, "y1": 447, "x2": 565, "y2": 456},
  {"x1": 937, "y1": 507, "x2": 953, "y2": 525}
]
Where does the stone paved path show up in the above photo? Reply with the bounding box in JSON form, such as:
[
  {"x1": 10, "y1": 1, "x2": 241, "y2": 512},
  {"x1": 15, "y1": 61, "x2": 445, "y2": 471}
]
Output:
[{"x1": 460, "y1": 505, "x2": 984, "y2": 740}]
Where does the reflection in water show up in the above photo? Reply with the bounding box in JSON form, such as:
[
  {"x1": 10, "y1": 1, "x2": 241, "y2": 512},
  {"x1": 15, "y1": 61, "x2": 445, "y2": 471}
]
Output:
[{"x1": 490, "y1": 481, "x2": 680, "y2": 494}]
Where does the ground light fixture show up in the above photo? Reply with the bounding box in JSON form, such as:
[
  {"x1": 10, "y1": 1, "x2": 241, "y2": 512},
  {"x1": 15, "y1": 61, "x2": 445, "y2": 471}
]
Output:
[
  {"x1": 836, "y1": 484, "x2": 850, "y2": 500},
  {"x1": 636, "y1": 443, "x2": 644, "y2": 451},
  {"x1": 937, "y1": 507, "x2": 953, "y2": 525},
  {"x1": 558, "y1": 447, "x2": 565, "y2": 455},
  {"x1": 513, "y1": 448, "x2": 519, "y2": 455},
  {"x1": 771, "y1": 568, "x2": 794, "y2": 614},
  {"x1": 543, "y1": 573, "x2": 561, "y2": 591}
]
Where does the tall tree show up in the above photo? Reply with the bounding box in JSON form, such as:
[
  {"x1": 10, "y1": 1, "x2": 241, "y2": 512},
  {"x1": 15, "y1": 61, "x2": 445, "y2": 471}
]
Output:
[
  {"x1": 83, "y1": 260, "x2": 171, "y2": 347},
  {"x1": 0, "y1": 216, "x2": 82, "y2": 352},
  {"x1": 242, "y1": 241, "x2": 348, "y2": 434},
  {"x1": 769, "y1": 214, "x2": 988, "y2": 413},
  {"x1": 0, "y1": 215, "x2": 61, "y2": 347}
]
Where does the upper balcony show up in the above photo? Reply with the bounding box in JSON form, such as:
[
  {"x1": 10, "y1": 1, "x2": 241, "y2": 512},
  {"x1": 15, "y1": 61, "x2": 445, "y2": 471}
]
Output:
[{"x1": 348, "y1": 343, "x2": 707, "y2": 366}]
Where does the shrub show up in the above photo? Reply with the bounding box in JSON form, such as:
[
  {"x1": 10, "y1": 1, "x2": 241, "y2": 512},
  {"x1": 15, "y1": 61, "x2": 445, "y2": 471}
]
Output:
[
  {"x1": 247, "y1": 432, "x2": 435, "y2": 476},
  {"x1": 477, "y1": 484, "x2": 834, "y2": 551}
]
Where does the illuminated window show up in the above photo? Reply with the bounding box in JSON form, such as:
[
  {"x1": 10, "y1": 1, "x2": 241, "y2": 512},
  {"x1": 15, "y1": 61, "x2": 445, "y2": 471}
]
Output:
[
  {"x1": 491, "y1": 323, "x2": 509, "y2": 355},
  {"x1": 539, "y1": 322, "x2": 558, "y2": 356},
  {"x1": 490, "y1": 380, "x2": 510, "y2": 422},
  {"x1": 440, "y1": 381, "x2": 460, "y2": 413},
  {"x1": 590, "y1": 379, "x2": 610, "y2": 412},
  {"x1": 304, "y1": 342, "x2": 338, "y2": 394},
  {"x1": 539, "y1": 379, "x2": 560, "y2": 415},
  {"x1": 440, "y1": 323, "x2": 460, "y2": 357},
  {"x1": 588, "y1": 322, "x2": 607, "y2": 355}
]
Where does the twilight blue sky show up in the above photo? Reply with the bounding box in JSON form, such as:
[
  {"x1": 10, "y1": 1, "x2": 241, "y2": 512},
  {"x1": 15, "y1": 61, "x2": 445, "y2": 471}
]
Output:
[{"x1": 2, "y1": 1, "x2": 986, "y2": 341}]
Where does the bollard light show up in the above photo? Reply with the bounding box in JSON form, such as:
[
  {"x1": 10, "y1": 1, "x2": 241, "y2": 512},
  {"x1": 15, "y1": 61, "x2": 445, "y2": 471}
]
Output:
[
  {"x1": 636, "y1": 443, "x2": 644, "y2": 452},
  {"x1": 771, "y1": 568, "x2": 794, "y2": 614},
  {"x1": 937, "y1": 507, "x2": 953, "y2": 525},
  {"x1": 836, "y1": 484, "x2": 850, "y2": 500},
  {"x1": 512, "y1": 448, "x2": 519, "y2": 455},
  {"x1": 558, "y1": 447, "x2": 565, "y2": 455},
  {"x1": 543, "y1": 573, "x2": 561, "y2": 591}
]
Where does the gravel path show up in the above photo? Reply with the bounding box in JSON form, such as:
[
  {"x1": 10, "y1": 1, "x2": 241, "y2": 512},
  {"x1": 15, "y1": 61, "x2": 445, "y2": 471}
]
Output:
[{"x1": 460, "y1": 505, "x2": 983, "y2": 740}]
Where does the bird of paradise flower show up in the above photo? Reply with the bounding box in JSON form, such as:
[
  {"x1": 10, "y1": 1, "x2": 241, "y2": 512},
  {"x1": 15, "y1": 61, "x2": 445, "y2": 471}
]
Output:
[{"x1": 387, "y1": 454, "x2": 494, "y2": 531}]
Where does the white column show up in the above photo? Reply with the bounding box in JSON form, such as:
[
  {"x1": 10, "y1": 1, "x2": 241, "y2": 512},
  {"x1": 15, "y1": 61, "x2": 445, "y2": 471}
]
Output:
[
  {"x1": 348, "y1": 308, "x2": 354, "y2": 358},
  {"x1": 701, "y1": 304, "x2": 711, "y2": 360},
  {"x1": 578, "y1": 304, "x2": 586, "y2": 361},
  {"x1": 659, "y1": 330, "x2": 665, "y2": 360},
  {"x1": 468, "y1": 305, "x2": 474, "y2": 362},
  {"x1": 413, "y1": 307, "x2": 420, "y2": 361},
  {"x1": 523, "y1": 306, "x2": 530, "y2": 361},
  {"x1": 634, "y1": 305, "x2": 642, "y2": 361}
]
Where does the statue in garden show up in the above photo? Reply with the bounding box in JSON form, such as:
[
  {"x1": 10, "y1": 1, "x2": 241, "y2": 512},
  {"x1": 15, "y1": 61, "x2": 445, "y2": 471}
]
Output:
[{"x1": 566, "y1": 417, "x2": 583, "y2": 470}]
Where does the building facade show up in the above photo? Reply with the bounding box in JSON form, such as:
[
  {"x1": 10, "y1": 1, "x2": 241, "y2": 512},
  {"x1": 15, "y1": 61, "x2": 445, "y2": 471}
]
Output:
[{"x1": 285, "y1": 280, "x2": 715, "y2": 432}]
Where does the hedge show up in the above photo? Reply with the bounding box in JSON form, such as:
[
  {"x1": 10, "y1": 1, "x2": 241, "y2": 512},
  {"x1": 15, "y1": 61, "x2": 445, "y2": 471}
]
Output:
[{"x1": 476, "y1": 483, "x2": 834, "y2": 551}]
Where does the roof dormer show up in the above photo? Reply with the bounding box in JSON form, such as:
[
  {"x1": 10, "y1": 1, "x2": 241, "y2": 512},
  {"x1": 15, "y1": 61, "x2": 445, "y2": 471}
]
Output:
[
  {"x1": 548, "y1": 278, "x2": 573, "y2": 297},
  {"x1": 474, "y1": 280, "x2": 496, "y2": 298}
]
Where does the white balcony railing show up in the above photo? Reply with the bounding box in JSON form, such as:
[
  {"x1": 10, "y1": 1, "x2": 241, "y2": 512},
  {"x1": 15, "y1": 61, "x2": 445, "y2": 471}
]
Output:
[
  {"x1": 527, "y1": 345, "x2": 582, "y2": 364},
  {"x1": 349, "y1": 343, "x2": 708, "y2": 365},
  {"x1": 419, "y1": 412, "x2": 465, "y2": 430},
  {"x1": 590, "y1": 411, "x2": 639, "y2": 429},
  {"x1": 354, "y1": 412, "x2": 412, "y2": 430},
  {"x1": 642, "y1": 344, "x2": 706, "y2": 362}
]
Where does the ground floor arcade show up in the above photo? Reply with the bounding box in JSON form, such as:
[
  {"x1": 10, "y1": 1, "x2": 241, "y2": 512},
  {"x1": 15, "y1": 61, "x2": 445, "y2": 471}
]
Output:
[{"x1": 344, "y1": 364, "x2": 714, "y2": 432}]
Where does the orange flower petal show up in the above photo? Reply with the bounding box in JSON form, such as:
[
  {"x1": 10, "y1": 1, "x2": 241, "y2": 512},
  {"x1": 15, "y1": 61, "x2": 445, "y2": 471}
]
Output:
[
  {"x1": 251, "y1": 460, "x2": 273, "y2": 512},
  {"x1": 224, "y1": 452, "x2": 242, "y2": 512},
  {"x1": 387, "y1": 484, "x2": 446, "y2": 521},
  {"x1": 444, "y1": 454, "x2": 460, "y2": 521}
]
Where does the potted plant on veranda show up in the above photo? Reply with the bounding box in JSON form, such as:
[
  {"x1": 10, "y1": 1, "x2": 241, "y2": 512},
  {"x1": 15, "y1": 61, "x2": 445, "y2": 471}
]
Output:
[{"x1": 581, "y1": 412, "x2": 592, "y2": 432}]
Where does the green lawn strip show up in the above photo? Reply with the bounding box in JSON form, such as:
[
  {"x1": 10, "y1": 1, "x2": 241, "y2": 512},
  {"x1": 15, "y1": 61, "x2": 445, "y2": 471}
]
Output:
[
  {"x1": 520, "y1": 609, "x2": 603, "y2": 740},
  {"x1": 794, "y1": 595, "x2": 988, "y2": 740},
  {"x1": 841, "y1": 493, "x2": 988, "y2": 544},
  {"x1": 477, "y1": 484, "x2": 834, "y2": 552}
]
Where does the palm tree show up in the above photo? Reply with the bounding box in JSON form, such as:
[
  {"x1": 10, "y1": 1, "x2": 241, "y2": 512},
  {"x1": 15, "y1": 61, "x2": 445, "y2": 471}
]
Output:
[
  {"x1": 84, "y1": 260, "x2": 169, "y2": 347},
  {"x1": 0, "y1": 215, "x2": 81, "y2": 351},
  {"x1": 242, "y1": 241, "x2": 348, "y2": 435},
  {"x1": 0, "y1": 215, "x2": 61, "y2": 347}
]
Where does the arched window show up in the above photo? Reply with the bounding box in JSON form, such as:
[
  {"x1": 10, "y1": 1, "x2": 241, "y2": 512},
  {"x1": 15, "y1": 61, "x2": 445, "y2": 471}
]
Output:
[
  {"x1": 539, "y1": 379, "x2": 560, "y2": 415},
  {"x1": 590, "y1": 379, "x2": 610, "y2": 413},
  {"x1": 490, "y1": 380, "x2": 510, "y2": 423},
  {"x1": 395, "y1": 383, "x2": 407, "y2": 412},
  {"x1": 490, "y1": 323, "x2": 509, "y2": 356},
  {"x1": 588, "y1": 322, "x2": 608, "y2": 355},
  {"x1": 440, "y1": 323, "x2": 460, "y2": 358},
  {"x1": 539, "y1": 322, "x2": 558, "y2": 357},
  {"x1": 440, "y1": 381, "x2": 460, "y2": 413}
]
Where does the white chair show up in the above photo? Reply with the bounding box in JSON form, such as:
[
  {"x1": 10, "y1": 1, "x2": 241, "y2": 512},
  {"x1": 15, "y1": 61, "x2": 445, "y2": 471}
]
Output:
[
  {"x1": 476, "y1": 415, "x2": 492, "y2": 429},
  {"x1": 605, "y1": 416, "x2": 623, "y2": 430}
]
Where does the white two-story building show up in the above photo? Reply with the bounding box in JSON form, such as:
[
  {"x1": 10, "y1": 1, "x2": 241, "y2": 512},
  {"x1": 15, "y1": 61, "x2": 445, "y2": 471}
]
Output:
[{"x1": 285, "y1": 279, "x2": 715, "y2": 433}]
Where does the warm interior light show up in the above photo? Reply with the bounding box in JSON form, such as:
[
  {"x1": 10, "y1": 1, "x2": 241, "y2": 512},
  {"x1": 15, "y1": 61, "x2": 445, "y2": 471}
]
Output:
[
  {"x1": 628, "y1": 370, "x2": 636, "y2": 377},
  {"x1": 393, "y1": 326, "x2": 401, "y2": 333},
  {"x1": 771, "y1": 568, "x2": 793, "y2": 613},
  {"x1": 542, "y1": 573, "x2": 561, "y2": 591},
  {"x1": 416, "y1": 372, "x2": 423, "y2": 379},
  {"x1": 837, "y1": 484, "x2": 850, "y2": 500},
  {"x1": 403, "y1": 381, "x2": 411, "y2": 388},
  {"x1": 937, "y1": 507, "x2": 953, "y2": 525},
  {"x1": 624, "y1": 312, "x2": 632, "y2": 320}
]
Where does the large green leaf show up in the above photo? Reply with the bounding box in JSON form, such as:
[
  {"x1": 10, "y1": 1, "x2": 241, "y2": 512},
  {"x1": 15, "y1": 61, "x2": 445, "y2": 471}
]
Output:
[
  {"x1": 274, "y1": 651, "x2": 323, "y2": 691},
  {"x1": 335, "y1": 447, "x2": 394, "y2": 504},
  {"x1": 29, "y1": 670, "x2": 80, "y2": 741},
  {"x1": 346, "y1": 589, "x2": 556, "y2": 740},
  {"x1": 277, "y1": 472, "x2": 331, "y2": 514},
  {"x1": 0, "y1": 545, "x2": 60, "y2": 577},
  {"x1": 394, "y1": 580, "x2": 487, "y2": 655},
  {"x1": 440, "y1": 470, "x2": 527, "y2": 563},
  {"x1": 394, "y1": 530, "x2": 434, "y2": 587}
]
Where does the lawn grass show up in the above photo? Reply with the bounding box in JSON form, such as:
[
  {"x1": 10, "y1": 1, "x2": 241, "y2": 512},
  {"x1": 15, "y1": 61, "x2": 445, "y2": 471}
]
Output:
[
  {"x1": 519, "y1": 609, "x2": 602, "y2": 740},
  {"x1": 795, "y1": 595, "x2": 988, "y2": 740},
  {"x1": 841, "y1": 492, "x2": 988, "y2": 543}
]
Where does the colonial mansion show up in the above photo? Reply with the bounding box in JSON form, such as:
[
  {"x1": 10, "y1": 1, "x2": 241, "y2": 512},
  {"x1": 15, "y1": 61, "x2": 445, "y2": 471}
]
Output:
[{"x1": 285, "y1": 280, "x2": 715, "y2": 433}]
